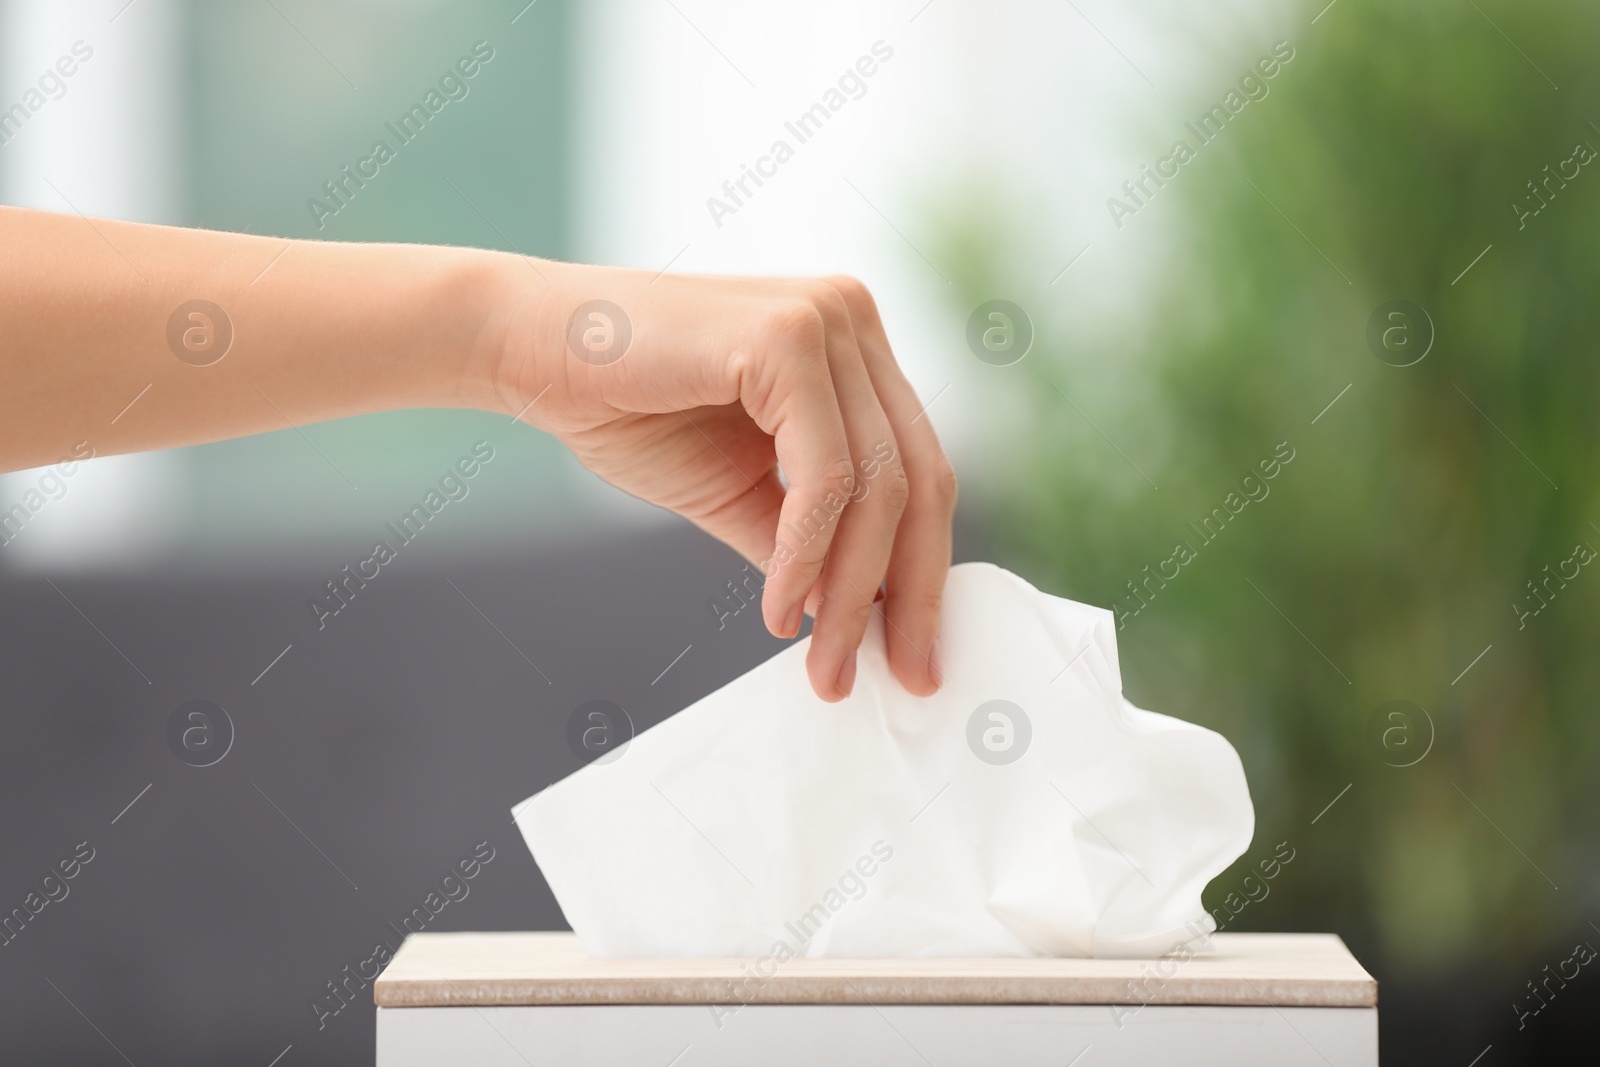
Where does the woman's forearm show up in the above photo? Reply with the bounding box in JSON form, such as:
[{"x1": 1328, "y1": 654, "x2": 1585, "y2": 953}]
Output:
[{"x1": 0, "y1": 205, "x2": 513, "y2": 472}]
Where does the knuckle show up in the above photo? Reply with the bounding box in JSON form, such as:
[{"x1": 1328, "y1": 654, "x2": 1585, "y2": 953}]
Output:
[
  {"x1": 766, "y1": 301, "x2": 827, "y2": 353},
  {"x1": 927, "y1": 458, "x2": 959, "y2": 511},
  {"x1": 824, "y1": 274, "x2": 877, "y2": 316},
  {"x1": 875, "y1": 462, "x2": 912, "y2": 513},
  {"x1": 903, "y1": 585, "x2": 945, "y2": 621},
  {"x1": 887, "y1": 574, "x2": 945, "y2": 620},
  {"x1": 804, "y1": 281, "x2": 851, "y2": 327},
  {"x1": 828, "y1": 584, "x2": 879, "y2": 629},
  {"x1": 817, "y1": 455, "x2": 859, "y2": 499}
]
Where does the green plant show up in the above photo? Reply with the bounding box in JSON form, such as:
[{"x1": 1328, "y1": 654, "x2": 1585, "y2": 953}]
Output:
[{"x1": 944, "y1": 0, "x2": 1600, "y2": 974}]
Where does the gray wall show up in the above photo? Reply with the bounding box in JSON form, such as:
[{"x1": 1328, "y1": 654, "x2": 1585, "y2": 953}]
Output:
[{"x1": 0, "y1": 523, "x2": 805, "y2": 1064}]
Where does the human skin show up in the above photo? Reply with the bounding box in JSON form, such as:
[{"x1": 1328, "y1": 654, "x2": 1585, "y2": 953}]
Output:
[{"x1": 0, "y1": 205, "x2": 956, "y2": 701}]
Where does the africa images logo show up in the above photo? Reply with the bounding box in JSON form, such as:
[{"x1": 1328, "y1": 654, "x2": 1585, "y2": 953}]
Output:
[
  {"x1": 704, "y1": 40, "x2": 894, "y2": 228},
  {"x1": 306, "y1": 41, "x2": 496, "y2": 230}
]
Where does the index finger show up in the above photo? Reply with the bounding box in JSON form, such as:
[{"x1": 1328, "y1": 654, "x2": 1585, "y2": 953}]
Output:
[{"x1": 743, "y1": 303, "x2": 856, "y2": 641}]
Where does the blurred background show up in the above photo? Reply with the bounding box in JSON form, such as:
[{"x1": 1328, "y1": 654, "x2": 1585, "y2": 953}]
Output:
[{"x1": 1, "y1": 0, "x2": 1595, "y2": 1062}]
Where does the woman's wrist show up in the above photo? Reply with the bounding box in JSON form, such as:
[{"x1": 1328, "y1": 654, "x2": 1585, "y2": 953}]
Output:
[
  {"x1": 475, "y1": 255, "x2": 642, "y2": 431},
  {"x1": 468, "y1": 249, "x2": 567, "y2": 422}
]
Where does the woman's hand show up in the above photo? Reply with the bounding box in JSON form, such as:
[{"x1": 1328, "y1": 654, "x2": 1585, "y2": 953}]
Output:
[
  {"x1": 489, "y1": 261, "x2": 956, "y2": 702},
  {"x1": 0, "y1": 206, "x2": 954, "y2": 701}
]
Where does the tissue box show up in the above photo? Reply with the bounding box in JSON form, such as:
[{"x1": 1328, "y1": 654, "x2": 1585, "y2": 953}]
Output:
[{"x1": 374, "y1": 931, "x2": 1377, "y2": 1066}]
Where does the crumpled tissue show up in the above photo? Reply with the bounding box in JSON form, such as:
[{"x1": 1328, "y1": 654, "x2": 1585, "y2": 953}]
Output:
[{"x1": 514, "y1": 562, "x2": 1254, "y2": 958}]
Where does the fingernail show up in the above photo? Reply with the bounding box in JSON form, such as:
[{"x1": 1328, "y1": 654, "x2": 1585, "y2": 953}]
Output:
[
  {"x1": 783, "y1": 602, "x2": 804, "y2": 638},
  {"x1": 836, "y1": 650, "x2": 858, "y2": 697},
  {"x1": 929, "y1": 640, "x2": 943, "y2": 689}
]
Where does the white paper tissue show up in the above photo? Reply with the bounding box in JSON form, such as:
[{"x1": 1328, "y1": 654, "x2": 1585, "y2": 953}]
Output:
[{"x1": 514, "y1": 562, "x2": 1254, "y2": 959}]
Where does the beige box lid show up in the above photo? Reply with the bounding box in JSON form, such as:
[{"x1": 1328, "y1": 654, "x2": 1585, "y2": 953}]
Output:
[{"x1": 374, "y1": 932, "x2": 1377, "y2": 1009}]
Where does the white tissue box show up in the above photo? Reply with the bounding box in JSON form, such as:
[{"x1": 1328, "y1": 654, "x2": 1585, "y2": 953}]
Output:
[{"x1": 373, "y1": 931, "x2": 1378, "y2": 1066}]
